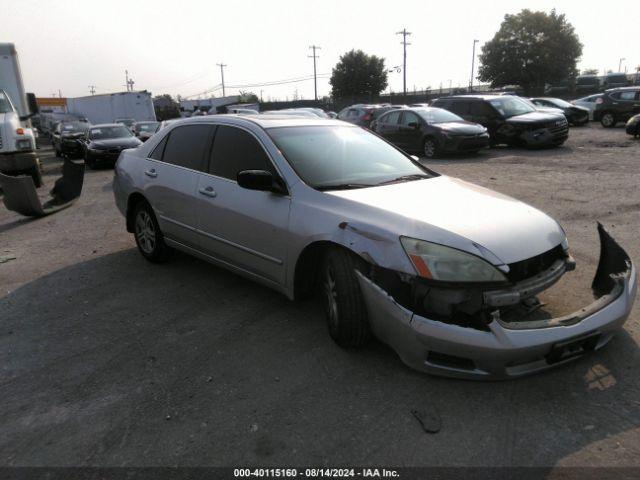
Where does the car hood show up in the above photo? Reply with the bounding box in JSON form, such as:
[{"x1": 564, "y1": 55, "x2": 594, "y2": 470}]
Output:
[
  {"x1": 436, "y1": 121, "x2": 486, "y2": 135},
  {"x1": 328, "y1": 176, "x2": 566, "y2": 265},
  {"x1": 507, "y1": 111, "x2": 564, "y2": 123},
  {"x1": 569, "y1": 105, "x2": 590, "y2": 113},
  {"x1": 90, "y1": 137, "x2": 142, "y2": 149}
]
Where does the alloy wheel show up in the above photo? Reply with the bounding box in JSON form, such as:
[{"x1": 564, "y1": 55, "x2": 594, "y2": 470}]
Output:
[
  {"x1": 323, "y1": 265, "x2": 339, "y2": 329},
  {"x1": 424, "y1": 139, "x2": 436, "y2": 158},
  {"x1": 602, "y1": 113, "x2": 614, "y2": 127},
  {"x1": 135, "y1": 210, "x2": 156, "y2": 254}
]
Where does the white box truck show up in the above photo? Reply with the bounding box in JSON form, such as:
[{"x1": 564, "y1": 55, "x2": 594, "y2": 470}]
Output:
[
  {"x1": 66, "y1": 91, "x2": 156, "y2": 125},
  {"x1": 0, "y1": 43, "x2": 41, "y2": 187}
]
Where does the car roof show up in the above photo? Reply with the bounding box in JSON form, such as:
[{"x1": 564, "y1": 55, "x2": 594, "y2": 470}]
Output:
[
  {"x1": 164, "y1": 114, "x2": 346, "y2": 129},
  {"x1": 604, "y1": 86, "x2": 639, "y2": 92},
  {"x1": 90, "y1": 123, "x2": 125, "y2": 128},
  {"x1": 436, "y1": 94, "x2": 504, "y2": 101}
]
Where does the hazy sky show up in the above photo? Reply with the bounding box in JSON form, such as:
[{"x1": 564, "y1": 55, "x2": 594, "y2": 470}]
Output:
[{"x1": 2, "y1": 0, "x2": 639, "y2": 100}]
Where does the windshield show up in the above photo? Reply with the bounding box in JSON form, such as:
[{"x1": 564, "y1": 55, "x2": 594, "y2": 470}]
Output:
[
  {"x1": 135, "y1": 122, "x2": 159, "y2": 132},
  {"x1": 546, "y1": 98, "x2": 572, "y2": 108},
  {"x1": 416, "y1": 108, "x2": 463, "y2": 124},
  {"x1": 488, "y1": 97, "x2": 535, "y2": 118},
  {"x1": 268, "y1": 125, "x2": 432, "y2": 190},
  {"x1": 61, "y1": 122, "x2": 90, "y2": 133},
  {"x1": 89, "y1": 125, "x2": 133, "y2": 140},
  {"x1": 0, "y1": 91, "x2": 14, "y2": 114}
]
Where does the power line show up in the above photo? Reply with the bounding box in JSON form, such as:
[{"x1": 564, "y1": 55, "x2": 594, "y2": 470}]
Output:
[
  {"x1": 308, "y1": 45, "x2": 321, "y2": 101},
  {"x1": 396, "y1": 28, "x2": 411, "y2": 98}
]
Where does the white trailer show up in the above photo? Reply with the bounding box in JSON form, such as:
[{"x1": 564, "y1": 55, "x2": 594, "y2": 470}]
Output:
[
  {"x1": 66, "y1": 91, "x2": 156, "y2": 125},
  {"x1": 0, "y1": 43, "x2": 41, "y2": 186}
]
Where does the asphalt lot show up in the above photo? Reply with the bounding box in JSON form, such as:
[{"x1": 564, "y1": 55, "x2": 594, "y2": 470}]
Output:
[{"x1": 1, "y1": 123, "x2": 640, "y2": 468}]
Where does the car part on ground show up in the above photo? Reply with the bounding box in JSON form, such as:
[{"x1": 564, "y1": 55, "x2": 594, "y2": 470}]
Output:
[
  {"x1": 627, "y1": 114, "x2": 640, "y2": 138},
  {"x1": 373, "y1": 107, "x2": 489, "y2": 158},
  {"x1": 431, "y1": 95, "x2": 568, "y2": 148},
  {"x1": 113, "y1": 115, "x2": 636, "y2": 380},
  {"x1": 593, "y1": 87, "x2": 640, "y2": 128},
  {"x1": 0, "y1": 157, "x2": 84, "y2": 217}
]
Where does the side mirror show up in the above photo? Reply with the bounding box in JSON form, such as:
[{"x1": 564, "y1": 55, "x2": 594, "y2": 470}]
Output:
[
  {"x1": 237, "y1": 170, "x2": 287, "y2": 194},
  {"x1": 408, "y1": 121, "x2": 419, "y2": 129}
]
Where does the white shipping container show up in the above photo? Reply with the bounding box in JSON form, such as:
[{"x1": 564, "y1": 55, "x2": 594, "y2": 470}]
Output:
[{"x1": 66, "y1": 91, "x2": 156, "y2": 124}]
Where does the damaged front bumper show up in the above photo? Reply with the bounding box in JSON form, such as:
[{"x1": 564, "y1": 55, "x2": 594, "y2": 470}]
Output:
[{"x1": 357, "y1": 224, "x2": 637, "y2": 380}]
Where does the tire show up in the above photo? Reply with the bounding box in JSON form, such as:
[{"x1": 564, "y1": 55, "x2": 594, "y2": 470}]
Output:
[
  {"x1": 132, "y1": 201, "x2": 173, "y2": 263},
  {"x1": 321, "y1": 248, "x2": 370, "y2": 348},
  {"x1": 422, "y1": 137, "x2": 439, "y2": 158},
  {"x1": 600, "y1": 112, "x2": 617, "y2": 128}
]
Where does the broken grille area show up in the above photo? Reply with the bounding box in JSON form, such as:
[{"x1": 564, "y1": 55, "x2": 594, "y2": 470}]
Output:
[{"x1": 505, "y1": 244, "x2": 565, "y2": 283}]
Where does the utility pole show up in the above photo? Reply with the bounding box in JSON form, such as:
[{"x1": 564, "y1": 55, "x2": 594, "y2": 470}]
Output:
[
  {"x1": 217, "y1": 63, "x2": 227, "y2": 97},
  {"x1": 396, "y1": 28, "x2": 411, "y2": 98},
  {"x1": 618, "y1": 57, "x2": 625, "y2": 72},
  {"x1": 58, "y1": 89, "x2": 62, "y2": 98},
  {"x1": 308, "y1": 45, "x2": 321, "y2": 101},
  {"x1": 469, "y1": 39, "x2": 479, "y2": 92},
  {"x1": 89, "y1": 85, "x2": 96, "y2": 95},
  {"x1": 125, "y1": 70, "x2": 130, "y2": 92}
]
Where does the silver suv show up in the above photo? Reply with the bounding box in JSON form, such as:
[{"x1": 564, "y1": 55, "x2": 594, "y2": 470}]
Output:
[{"x1": 113, "y1": 115, "x2": 636, "y2": 380}]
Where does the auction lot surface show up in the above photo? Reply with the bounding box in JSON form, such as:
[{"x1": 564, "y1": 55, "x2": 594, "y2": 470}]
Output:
[{"x1": 1, "y1": 124, "x2": 640, "y2": 467}]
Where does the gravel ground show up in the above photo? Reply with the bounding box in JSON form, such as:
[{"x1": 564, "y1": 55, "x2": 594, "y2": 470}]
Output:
[{"x1": 0, "y1": 123, "x2": 639, "y2": 468}]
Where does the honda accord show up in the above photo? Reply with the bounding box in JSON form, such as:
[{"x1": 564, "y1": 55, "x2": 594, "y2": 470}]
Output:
[{"x1": 113, "y1": 116, "x2": 636, "y2": 380}]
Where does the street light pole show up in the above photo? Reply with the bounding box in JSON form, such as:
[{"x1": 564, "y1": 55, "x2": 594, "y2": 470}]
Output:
[
  {"x1": 618, "y1": 57, "x2": 625, "y2": 72},
  {"x1": 217, "y1": 63, "x2": 227, "y2": 97},
  {"x1": 396, "y1": 29, "x2": 412, "y2": 98},
  {"x1": 469, "y1": 39, "x2": 479, "y2": 92}
]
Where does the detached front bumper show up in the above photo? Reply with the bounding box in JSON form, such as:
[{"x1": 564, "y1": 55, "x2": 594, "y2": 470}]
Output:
[{"x1": 357, "y1": 225, "x2": 637, "y2": 380}]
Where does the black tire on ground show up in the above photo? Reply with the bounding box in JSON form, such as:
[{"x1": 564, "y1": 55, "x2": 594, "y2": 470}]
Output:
[
  {"x1": 422, "y1": 137, "x2": 440, "y2": 158},
  {"x1": 600, "y1": 112, "x2": 617, "y2": 128},
  {"x1": 132, "y1": 201, "x2": 173, "y2": 263},
  {"x1": 321, "y1": 247, "x2": 370, "y2": 348}
]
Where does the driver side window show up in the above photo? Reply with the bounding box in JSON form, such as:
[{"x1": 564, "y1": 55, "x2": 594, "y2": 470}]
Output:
[{"x1": 400, "y1": 112, "x2": 420, "y2": 126}]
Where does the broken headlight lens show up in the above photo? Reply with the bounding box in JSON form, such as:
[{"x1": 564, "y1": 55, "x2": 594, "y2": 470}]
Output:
[{"x1": 400, "y1": 237, "x2": 508, "y2": 282}]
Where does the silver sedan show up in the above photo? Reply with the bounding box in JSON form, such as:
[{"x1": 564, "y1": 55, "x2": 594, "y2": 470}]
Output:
[{"x1": 113, "y1": 115, "x2": 636, "y2": 380}]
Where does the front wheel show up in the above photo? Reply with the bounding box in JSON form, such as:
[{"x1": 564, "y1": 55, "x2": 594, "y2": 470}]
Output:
[
  {"x1": 321, "y1": 248, "x2": 370, "y2": 348},
  {"x1": 422, "y1": 137, "x2": 440, "y2": 158},
  {"x1": 133, "y1": 201, "x2": 173, "y2": 263},
  {"x1": 600, "y1": 112, "x2": 617, "y2": 128}
]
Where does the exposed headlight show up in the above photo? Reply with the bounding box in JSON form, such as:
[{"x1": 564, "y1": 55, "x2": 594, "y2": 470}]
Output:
[{"x1": 400, "y1": 237, "x2": 508, "y2": 282}]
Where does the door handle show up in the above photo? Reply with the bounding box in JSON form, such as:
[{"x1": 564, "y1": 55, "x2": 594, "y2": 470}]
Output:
[
  {"x1": 144, "y1": 169, "x2": 157, "y2": 178},
  {"x1": 198, "y1": 186, "x2": 217, "y2": 198}
]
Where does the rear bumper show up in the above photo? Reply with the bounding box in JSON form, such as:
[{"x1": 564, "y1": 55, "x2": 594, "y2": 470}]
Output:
[{"x1": 357, "y1": 224, "x2": 636, "y2": 380}]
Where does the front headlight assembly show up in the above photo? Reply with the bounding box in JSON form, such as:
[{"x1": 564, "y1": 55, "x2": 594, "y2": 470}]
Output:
[{"x1": 400, "y1": 237, "x2": 508, "y2": 283}]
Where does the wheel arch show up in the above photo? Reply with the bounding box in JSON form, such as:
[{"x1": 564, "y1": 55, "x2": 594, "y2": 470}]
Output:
[{"x1": 126, "y1": 192, "x2": 148, "y2": 232}]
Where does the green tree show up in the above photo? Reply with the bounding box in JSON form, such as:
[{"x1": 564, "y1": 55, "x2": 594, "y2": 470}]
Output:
[
  {"x1": 239, "y1": 90, "x2": 260, "y2": 103},
  {"x1": 478, "y1": 9, "x2": 583, "y2": 94},
  {"x1": 153, "y1": 94, "x2": 180, "y2": 121},
  {"x1": 582, "y1": 68, "x2": 599, "y2": 75},
  {"x1": 330, "y1": 49, "x2": 388, "y2": 99}
]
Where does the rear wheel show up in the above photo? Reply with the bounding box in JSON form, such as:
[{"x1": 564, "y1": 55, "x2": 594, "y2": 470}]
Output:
[
  {"x1": 133, "y1": 201, "x2": 173, "y2": 263},
  {"x1": 422, "y1": 137, "x2": 440, "y2": 158},
  {"x1": 600, "y1": 112, "x2": 617, "y2": 128},
  {"x1": 321, "y1": 248, "x2": 370, "y2": 348}
]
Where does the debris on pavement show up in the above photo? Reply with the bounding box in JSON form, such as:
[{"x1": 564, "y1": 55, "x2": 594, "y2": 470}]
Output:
[{"x1": 411, "y1": 408, "x2": 442, "y2": 434}]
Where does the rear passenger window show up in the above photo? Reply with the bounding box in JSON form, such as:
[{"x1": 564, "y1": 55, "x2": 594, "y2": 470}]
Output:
[
  {"x1": 161, "y1": 125, "x2": 213, "y2": 171},
  {"x1": 209, "y1": 125, "x2": 275, "y2": 180},
  {"x1": 450, "y1": 101, "x2": 469, "y2": 116},
  {"x1": 149, "y1": 135, "x2": 168, "y2": 160},
  {"x1": 469, "y1": 102, "x2": 495, "y2": 117},
  {"x1": 383, "y1": 111, "x2": 401, "y2": 124}
]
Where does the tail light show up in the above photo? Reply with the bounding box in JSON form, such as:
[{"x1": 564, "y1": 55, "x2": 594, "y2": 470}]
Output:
[
  {"x1": 16, "y1": 128, "x2": 24, "y2": 135},
  {"x1": 595, "y1": 97, "x2": 604, "y2": 104}
]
